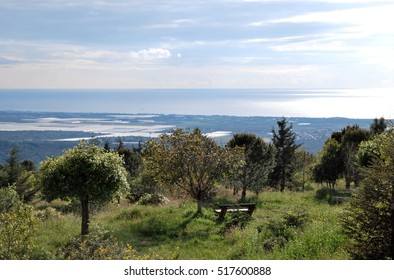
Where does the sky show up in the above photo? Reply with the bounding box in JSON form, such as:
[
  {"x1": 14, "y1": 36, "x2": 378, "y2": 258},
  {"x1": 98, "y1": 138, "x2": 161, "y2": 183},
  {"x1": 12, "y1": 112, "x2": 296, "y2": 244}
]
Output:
[
  {"x1": 1, "y1": 1, "x2": 394, "y2": 119},
  {"x1": 0, "y1": 0, "x2": 394, "y2": 90}
]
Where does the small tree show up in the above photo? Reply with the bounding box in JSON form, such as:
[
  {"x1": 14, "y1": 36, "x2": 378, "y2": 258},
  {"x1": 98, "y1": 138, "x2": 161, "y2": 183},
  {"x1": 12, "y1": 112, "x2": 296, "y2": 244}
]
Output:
[
  {"x1": 40, "y1": 142, "x2": 129, "y2": 235},
  {"x1": 312, "y1": 138, "x2": 343, "y2": 189},
  {"x1": 271, "y1": 118, "x2": 300, "y2": 192},
  {"x1": 227, "y1": 133, "x2": 276, "y2": 201},
  {"x1": 144, "y1": 128, "x2": 243, "y2": 213}
]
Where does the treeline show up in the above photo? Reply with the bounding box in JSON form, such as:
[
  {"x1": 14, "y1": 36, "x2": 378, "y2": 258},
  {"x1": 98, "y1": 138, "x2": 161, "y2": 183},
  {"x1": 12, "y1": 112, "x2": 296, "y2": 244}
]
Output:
[{"x1": 0, "y1": 117, "x2": 393, "y2": 259}]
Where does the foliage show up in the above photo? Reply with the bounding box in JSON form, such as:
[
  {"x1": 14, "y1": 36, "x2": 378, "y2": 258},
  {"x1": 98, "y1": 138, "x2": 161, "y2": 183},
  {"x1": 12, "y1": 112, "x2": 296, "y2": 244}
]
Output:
[
  {"x1": 60, "y1": 227, "x2": 178, "y2": 260},
  {"x1": 128, "y1": 171, "x2": 162, "y2": 203},
  {"x1": 370, "y1": 117, "x2": 387, "y2": 135},
  {"x1": 137, "y1": 193, "x2": 168, "y2": 205},
  {"x1": 0, "y1": 186, "x2": 21, "y2": 213},
  {"x1": 0, "y1": 205, "x2": 37, "y2": 260},
  {"x1": 115, "y1": 139, "x2": 142, "y2": 178},
  {"x1": 226, "y1": 133, "x2": 276, "y2": 201},
  {"x1": 143, "y1": 128, "x2": 243, "y2": 213},
  {"x1": 271, "y1": 118, "x2": 300, "y2": 191},
  {"x1": 40, "y1": 142, "x2": 130, "y2": 235},
  {"x1": 342, "y1": 132, "x2": 394, "y2": 259},
  {"x1": 292, "y1": 149, "x2": 315, "y2": 191},
  {"x1": 312, "y1": 139, "x2": 343, "y2": 188},
  {"x1": 0, "y1": 146, "x2": 38, "y2": 202}
]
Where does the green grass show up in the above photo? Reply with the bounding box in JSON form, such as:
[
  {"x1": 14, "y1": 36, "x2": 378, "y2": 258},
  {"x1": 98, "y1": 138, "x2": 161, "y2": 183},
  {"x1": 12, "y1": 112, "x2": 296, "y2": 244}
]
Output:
[{"x1": 30, "y1": 189, "x2": 350, "y2": 260}]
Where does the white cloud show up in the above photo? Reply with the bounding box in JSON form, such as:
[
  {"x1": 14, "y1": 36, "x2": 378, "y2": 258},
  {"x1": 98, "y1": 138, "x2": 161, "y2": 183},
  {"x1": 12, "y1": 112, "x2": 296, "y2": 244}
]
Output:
[
  {"x1": 270, "y1": 4, "x2": 394, "y2": 35},
  {"x1": 129, "y1": 48, "x2": 172, "y2": 62}
]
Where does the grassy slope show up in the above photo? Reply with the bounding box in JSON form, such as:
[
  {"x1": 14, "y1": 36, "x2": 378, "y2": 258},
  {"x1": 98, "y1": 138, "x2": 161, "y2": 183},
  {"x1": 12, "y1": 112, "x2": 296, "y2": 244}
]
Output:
[{"x1": 31, "y1": 189, "x2": 350, "y2": 260}]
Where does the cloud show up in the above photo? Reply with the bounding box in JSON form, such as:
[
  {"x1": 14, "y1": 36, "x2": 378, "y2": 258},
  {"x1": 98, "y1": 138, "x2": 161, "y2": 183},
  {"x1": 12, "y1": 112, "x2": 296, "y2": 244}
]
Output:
[{"x1": 129, "y1": 48, "x2": 172, "y2": 62}]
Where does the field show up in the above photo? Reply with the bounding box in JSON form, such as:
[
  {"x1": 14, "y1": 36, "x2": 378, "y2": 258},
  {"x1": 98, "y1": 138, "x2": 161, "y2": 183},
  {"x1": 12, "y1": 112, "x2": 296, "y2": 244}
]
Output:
[{"x1": 31, "y1": 187, "x2": 350, "y2": 260}]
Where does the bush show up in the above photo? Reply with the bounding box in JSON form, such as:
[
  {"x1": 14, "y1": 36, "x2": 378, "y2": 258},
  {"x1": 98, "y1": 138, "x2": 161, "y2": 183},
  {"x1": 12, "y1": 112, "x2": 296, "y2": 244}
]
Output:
[
  {"x1": 221, "y1": 212, "x2": 253, "y2": 233},
  {"x1": 0, "y1": 186, "x2": 21, "y2": 212},
  {"x1": 128, "y1": 173, "x2": 161, "y2": 203},
  {"x1": 0, "y1": 205, "x2": 36, "y2": 260},
  {"x1": 137, "y1": 193, "x2": 168, "y2": 205},
  {"x1": 315, "y1": 188, "x2": 339, "y2": 203},
  {"x1": 60, "y1": 227, "x2": 179, "y2": 260},
  {"x1": 61, "y1": 228, "x2": 125, "y2": 260}
]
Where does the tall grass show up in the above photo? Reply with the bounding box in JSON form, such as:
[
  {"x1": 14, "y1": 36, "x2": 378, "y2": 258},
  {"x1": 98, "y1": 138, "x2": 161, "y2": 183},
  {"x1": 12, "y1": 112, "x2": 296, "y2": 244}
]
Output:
[{"x1": 30, "y1": 189, "x2": 350, "y2": 259}]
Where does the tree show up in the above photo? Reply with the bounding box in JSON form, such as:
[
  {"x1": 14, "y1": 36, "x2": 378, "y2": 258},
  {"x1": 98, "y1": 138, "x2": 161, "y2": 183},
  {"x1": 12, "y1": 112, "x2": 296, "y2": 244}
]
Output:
[
  {"x1": 271, "y1": 118, "x2": 300, "y2": 192},
  {"x1": 370, "y1": 117, "x2": 387, "y2": 135},
  {"x1": 340, "y1": 125, "x2": 370, "y2": 188},
  {"x1": 143, "y1": 128, "x2": 243, "y2": 213},
  {"x1": 5, "y1": 146, "x2": 22, "y2": 187},
  {"x1": 40, "y1": 142, "x2": 129, "y2": 235},
  {"x1": 227, "y1": 133, "x2": 276, "y2": 201},
  {"x1": 312, "y1": 138, "x2": 343, "y2": 189},
  {"x1": 115, "y1": 140, "x2": 142, "y2": 179},
  {"x1": 293, "y1": 148, "x2": 315, "y2": 191},
  {"x1": 343, "y1": 132, "x2": 394, "y2": 259}
]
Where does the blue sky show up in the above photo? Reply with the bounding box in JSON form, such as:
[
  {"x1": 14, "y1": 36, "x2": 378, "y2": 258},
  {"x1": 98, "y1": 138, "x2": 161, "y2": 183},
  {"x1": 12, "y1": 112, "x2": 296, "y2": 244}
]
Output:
[{"x1": 0, "y1": 0, "x2": 394, "y2": 89}]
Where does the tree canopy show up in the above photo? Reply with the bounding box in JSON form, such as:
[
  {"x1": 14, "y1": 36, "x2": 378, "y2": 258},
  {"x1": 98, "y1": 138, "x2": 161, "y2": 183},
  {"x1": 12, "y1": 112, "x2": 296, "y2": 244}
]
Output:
[
  {"x1": 40, "y1": 142, "x2": 129, "y2": 235},
  {"x1": 143, "y1": 128, "x2": 243, "y2": 213}
]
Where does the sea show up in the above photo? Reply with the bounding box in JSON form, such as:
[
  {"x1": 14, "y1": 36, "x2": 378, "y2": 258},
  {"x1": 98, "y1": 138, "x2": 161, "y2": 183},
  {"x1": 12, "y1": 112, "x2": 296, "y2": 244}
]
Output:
[{"x1": 0, "y1": 88, "x2": 393, "y2": 118}]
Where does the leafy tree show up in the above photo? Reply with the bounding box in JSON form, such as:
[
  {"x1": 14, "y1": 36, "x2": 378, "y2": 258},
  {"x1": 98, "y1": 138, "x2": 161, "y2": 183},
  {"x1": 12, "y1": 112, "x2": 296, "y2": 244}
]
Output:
[
  {"x1": 343, "y1": 132, "x2": 394, "y2": 259},
  {"x1": 370, "y1": 117, "x2": 387, "y2": 135},
  {"x1": 227, "y1": 133, "x2": 276, "y2": 201},
  {"x1": 40, "y1": 142, "x2": 129, "y2": 235},
  {"x1": 341, "y1": 125, "x2": 370, "y2": 188},
  {"x1": 330, "y1": 125, "x2": 370, "y2": 188},
  {"x1": 312, "y1": 138, "x2": 343, "y2": 189},
  {"x1": 271, "y1": 118, "x2": 300, "y2": 192},
  {"x1": 143, "y1": 128, "x2": 243, "y2": 213}
]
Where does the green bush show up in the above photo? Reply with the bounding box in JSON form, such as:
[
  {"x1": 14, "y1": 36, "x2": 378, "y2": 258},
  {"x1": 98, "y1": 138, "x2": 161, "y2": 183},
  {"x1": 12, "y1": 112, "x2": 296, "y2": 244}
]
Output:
[
  {"x1": 0, "y1": 205, "x2": 36, "y2": 259},
  {"x1": 60, "y1": 227, "x2": 179, "y2": 260},
  {"x1": 0, "y1": 186, "x2": 21, "y2": 212},
  {"x1": 61, "y1": 228, "x2": 125, "y2": 260},
  {"x1": 137, "y1": 193, "x2": 168, "y2": 205},
  {"x1": 315, "y1": 188, "x2": 339, "y2": 203}
]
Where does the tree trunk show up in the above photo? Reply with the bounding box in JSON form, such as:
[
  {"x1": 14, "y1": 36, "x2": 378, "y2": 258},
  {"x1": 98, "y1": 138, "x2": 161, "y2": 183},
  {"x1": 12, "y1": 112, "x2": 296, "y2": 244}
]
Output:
[
  {"x1": 81, "y1": 195, "x2": 89, "y2": 235},
  {"x1": 197, "y1": 198, "x2": 203, "y2": 214},
  {"x1": 241, "y1": 186, "x2": 247, "y2": 202}
]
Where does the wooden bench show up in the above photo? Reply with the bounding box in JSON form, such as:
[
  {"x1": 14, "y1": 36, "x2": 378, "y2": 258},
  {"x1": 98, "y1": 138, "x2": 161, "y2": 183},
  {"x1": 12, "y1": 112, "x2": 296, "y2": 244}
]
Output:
[{"x1": 214, "y1": 203, "x2": 256, "y2": 220}]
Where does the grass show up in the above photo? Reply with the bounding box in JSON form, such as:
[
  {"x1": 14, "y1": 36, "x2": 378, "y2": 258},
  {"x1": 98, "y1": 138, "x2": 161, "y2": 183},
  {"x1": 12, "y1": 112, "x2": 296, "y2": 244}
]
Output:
[{"x1": 30, "y1": 188, "x2": 350, "y2": 260}]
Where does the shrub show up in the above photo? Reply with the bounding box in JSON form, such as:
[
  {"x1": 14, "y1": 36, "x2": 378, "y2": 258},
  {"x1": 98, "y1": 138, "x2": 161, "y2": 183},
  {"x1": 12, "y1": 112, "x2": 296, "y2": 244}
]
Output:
[
  {"x1": 283, "y1": 208, "x2": 309, "y2": 229},
  {"x1": 0, "y1": 205, "x2": 36, "y2": 260},
  {"x1": 60, "y1": 227, "x2": 179, "y2": 260},
  {"x1": 61, "y1": 228, "x2": 125, "y2": 260},
  {"x1": 137, "y1": 193, "x2": 168, "y2": 205},
  {"x1": 221, "y1": 212, "x2": 253, "y2": 233},
  {"x1": 0, "y1": 186, "x2": 21, "y2": 212}
]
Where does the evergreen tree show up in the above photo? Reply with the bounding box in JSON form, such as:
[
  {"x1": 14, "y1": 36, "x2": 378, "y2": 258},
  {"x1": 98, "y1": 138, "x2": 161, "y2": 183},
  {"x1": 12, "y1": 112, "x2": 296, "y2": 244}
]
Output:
[
  {"x1": 271, "y1": 118, "x2": 300, "y2": 192},
  {"x1": 343, "y1": 133, "x2": 394, "y2": 259}
]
